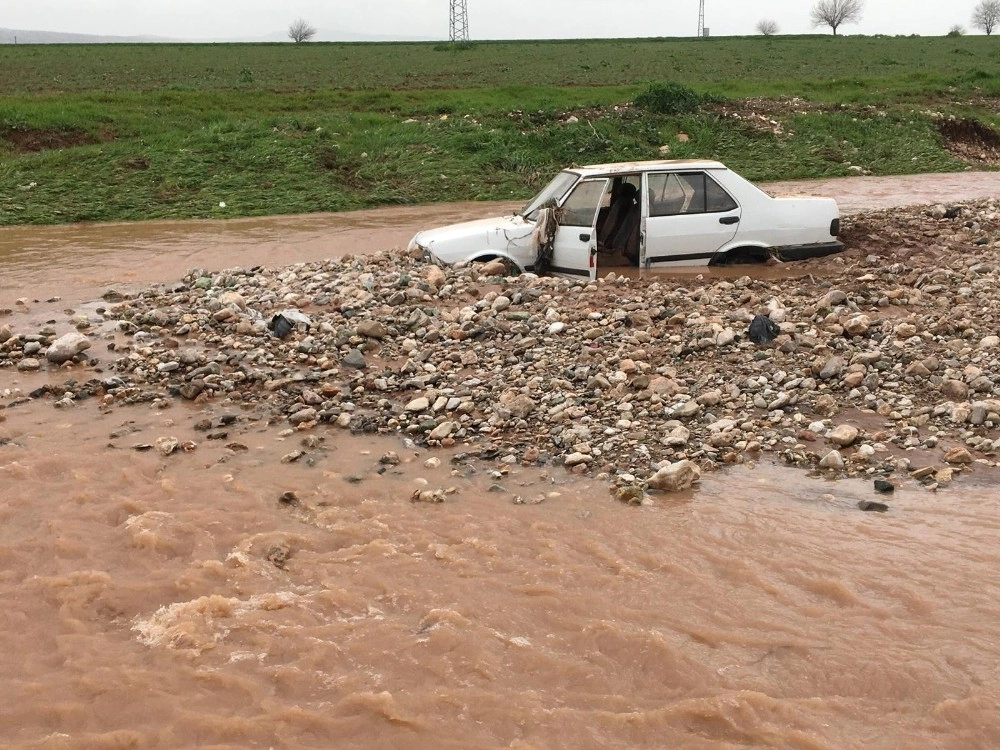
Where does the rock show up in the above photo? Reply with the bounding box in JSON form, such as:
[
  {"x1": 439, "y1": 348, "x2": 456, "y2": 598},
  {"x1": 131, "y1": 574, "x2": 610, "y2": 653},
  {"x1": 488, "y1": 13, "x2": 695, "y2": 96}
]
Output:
[
  {"x1": 873, "y1": 479, "x2": 895, "y2": 493},
  {"x1": 979, "y1": 335, "x2": 999, "y2": 350},
  {"x1": 341, "y1": 348, "x2": 367, "y2": 369},
  {"x1": 647, "y1": 376, "x2": 681, "y2": 397},
  {"x1": 829, "y1": 424, "x2": 860, "y2": 447},
  {"x1": 818, "y1": 356, "x2": 845, "y2": 380},
  {"x1": 478, "y1": 259, "x2": 509, "y2": 277},
  {"x1": 821, "y1": 289, "x2": 848, "y2": 307},
  {"x1": 424, "y1": 265, "x2": 447, "y2": 290},
  {"x1": 46, "y1": 332, "x2": 92, "y2": 364},
  {"x1": 944, "y1": 446, "x2": 974, "y2": 464},
  {"x1": 672, "y1": 400, "x2": 701, "y2": 419},
  {"x1": 155, "y1": 437, "x2": 179, "y2": 456},
  {"x1": 17, "y1": 358, "x2": 41, "y2": 371},
  {"x1": 499, "y1": 391, "x2": 536, "y2": 419},
  {"x1": 696, "y1": 389, "x2": 723, "y2": 407},
  {"x1": 941, "y1": 380, "x2": 969, "y2": 400},
  {"x1": 614, "y1": 485, "x2": 646, "y2": 505},
  {"x1": 411, "y1": 489, "x2": 447, "y2": 503},
  {"x1": 818, "y1": 450, "x2": 845, "y2": 470},
  {"x1": 843, "y1": 314, "x2": 871, "y2": 336},
  {"x1": 664, "y1": 426, "x2": 690, "y2": 447},
  {"x1": 814, "y1": 395, "x2": 839, "y2": 417},
  {"x1": 288, "y1": 408, "x2": 317, "y2": 426},
  {"x1": 858, "y1": 500, "x2": 889, "y2": 513},
  {"x1": 406, "y1": 397, "x2": 430, "y2": 412},
  {"x1": 219, "y1": 291, "x2": 246, "y2": 310},
  {"x1": 928, "y1": 204, "x2": 947, "y2": 220},
  {"x1": 563, "y1": 452, "x2": 591, "y2": 467},
  {"x1": 935, "y1": 467, "x2": 955, "y2": 484},
  {"x1": 647, "y1": 460, "x2": 701, "y2": 492},
  {"x1": 357, "y1": 319, "x2": 388, "y2": 339},
  {"x1": 428, "y1": 421, "x2": 455, "y2": 441}
]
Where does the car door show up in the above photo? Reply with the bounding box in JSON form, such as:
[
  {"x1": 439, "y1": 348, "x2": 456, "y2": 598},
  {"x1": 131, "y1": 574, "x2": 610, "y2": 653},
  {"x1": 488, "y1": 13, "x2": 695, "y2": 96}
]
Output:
[
  {"x1": 549, "y1": 178, "x2": 609, "y2": 280},
  {"x1": 643, "y1": 171, "x2": 741, "y2": 266}
]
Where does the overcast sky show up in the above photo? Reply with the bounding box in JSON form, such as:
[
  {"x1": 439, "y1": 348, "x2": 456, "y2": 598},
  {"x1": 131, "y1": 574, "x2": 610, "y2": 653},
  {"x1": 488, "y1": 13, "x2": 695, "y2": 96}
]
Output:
[{"x1": 1, "y1": 1, "x2": 984, "y2": 40}]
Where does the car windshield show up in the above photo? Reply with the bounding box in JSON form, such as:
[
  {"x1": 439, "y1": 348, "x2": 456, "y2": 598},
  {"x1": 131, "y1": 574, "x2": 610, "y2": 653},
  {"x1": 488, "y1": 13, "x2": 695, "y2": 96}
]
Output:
[{"x1": 519, "y1": 170, "x2": 579, "y2": 221}]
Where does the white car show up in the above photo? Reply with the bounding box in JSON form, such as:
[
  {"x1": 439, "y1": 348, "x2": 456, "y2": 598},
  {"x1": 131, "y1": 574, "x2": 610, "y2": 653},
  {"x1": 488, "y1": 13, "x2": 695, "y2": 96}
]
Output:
[{"x1": 408, "y1": 159, "x2": 843, "y2": 280}]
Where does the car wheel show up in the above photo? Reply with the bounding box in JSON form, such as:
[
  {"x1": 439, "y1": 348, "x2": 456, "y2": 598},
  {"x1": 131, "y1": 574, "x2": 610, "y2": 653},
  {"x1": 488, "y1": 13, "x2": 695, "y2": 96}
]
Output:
[{"x1": 711, "y1": 247, "x2": 767, "y2": 266}]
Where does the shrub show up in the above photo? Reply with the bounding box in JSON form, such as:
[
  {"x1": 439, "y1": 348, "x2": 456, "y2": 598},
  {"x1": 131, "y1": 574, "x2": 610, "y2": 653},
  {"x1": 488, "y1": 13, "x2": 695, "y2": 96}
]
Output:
[{"x1": 633, "y1": 82, "x2": 703, "y2": 115}]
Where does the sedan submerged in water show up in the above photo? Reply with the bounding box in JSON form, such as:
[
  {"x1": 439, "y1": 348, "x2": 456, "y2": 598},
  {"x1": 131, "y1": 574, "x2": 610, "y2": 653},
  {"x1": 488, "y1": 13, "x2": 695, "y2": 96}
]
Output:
[{"x1": 407, "y1": 159, "x2": 843, "y2": 280}]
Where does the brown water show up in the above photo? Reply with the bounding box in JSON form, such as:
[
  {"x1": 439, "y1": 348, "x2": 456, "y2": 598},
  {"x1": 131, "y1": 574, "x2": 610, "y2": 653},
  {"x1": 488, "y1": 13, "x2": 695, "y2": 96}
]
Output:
[{"x1": 3, "y1": 174, "x2": 1000, "y2": 748}]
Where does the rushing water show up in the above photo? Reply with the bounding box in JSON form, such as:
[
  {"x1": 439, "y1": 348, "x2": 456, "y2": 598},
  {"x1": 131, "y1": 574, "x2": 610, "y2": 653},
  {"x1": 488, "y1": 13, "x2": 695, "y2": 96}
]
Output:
[{"x1": 3, "y1": 174, "x2": 1000, "y2": 748}]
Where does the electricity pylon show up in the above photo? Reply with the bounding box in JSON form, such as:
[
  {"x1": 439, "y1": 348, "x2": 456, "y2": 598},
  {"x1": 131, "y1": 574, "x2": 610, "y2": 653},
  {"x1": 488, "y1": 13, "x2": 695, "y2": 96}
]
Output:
[{"x1": 450, "y1": 0, "x2": 469, "y2": 42}]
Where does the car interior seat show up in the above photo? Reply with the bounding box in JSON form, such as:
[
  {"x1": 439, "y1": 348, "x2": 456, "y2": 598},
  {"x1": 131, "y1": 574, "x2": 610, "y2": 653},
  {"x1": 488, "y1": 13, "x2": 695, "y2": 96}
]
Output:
[{"x1": 598, "y1": 182, "x2": 637, "y2": 249}]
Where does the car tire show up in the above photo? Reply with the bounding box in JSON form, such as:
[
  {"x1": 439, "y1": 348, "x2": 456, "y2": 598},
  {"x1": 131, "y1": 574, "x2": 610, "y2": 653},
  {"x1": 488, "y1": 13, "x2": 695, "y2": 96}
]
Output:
[{"x1": 711, "y1": 247, "x2": 767, "y2": 266}]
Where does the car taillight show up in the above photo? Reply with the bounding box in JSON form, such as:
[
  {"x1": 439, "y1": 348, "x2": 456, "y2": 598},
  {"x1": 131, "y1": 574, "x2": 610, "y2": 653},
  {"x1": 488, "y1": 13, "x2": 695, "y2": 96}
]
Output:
[{"x1": 830, "y1": 218, "x2": 840, "y2": 236}]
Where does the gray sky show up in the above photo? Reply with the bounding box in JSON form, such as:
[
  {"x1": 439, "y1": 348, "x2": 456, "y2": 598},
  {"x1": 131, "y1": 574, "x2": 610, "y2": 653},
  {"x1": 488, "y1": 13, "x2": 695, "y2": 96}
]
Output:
[{"x1": 1, "y1": 1, "x2": 981, "y2": 40}]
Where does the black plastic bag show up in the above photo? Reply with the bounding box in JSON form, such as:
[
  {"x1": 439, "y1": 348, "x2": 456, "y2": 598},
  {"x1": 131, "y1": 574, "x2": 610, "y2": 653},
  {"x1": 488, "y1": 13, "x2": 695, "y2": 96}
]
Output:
[
  {"x1": 747, "y1": 314, "x2": 780, "y2": 345},
  {"x1": 269, "y1": 314, "x2": 294, "y2": 339}
]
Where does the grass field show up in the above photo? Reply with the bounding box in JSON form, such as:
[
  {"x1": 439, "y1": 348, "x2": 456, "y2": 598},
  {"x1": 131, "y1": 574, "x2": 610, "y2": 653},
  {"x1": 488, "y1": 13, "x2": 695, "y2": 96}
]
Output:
[{"x1": 1, "y1": 36, "x2": 999, "y2": 225}]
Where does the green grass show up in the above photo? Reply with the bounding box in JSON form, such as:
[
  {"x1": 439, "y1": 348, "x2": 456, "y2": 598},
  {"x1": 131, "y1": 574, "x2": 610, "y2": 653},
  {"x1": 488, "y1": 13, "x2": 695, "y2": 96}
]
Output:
[
  {"x1": 0, "y1": 36, "x2": 998, "y2": 225},
  {"x1": 3, "y1": 36, "x2": 1000, "y2": 97}
]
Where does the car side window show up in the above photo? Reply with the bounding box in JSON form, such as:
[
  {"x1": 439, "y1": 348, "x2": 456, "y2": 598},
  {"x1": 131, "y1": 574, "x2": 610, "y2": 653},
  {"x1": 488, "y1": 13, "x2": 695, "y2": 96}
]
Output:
[
  {"x1": 704, "y1": 174, "x2": 738, "y2": 212},
  {"x1": 648, "y1": 173, "x2": 692, "y2": 216},
  {"x1": 559, "y1": 179, "x2": 608, "y2": 227},
  {"x1": 648, "y1": 172, "x2": 737, "y2": 216}
]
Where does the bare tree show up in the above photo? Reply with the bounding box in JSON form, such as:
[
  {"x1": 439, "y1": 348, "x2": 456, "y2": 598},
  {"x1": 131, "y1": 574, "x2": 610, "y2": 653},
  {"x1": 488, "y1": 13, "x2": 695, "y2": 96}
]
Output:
[
  {"x1": 288, "y1": 18, "x2": 317, "y2": 43},
  {"x1": 810, "y1": 0, "x2": 864, "y2": 35},
  {"x1": 972, "y1": 0, "x2": 1000, "y2": 34},
  {"x1": 756, "y1": 19, "x2": 780, "y2": 35}
]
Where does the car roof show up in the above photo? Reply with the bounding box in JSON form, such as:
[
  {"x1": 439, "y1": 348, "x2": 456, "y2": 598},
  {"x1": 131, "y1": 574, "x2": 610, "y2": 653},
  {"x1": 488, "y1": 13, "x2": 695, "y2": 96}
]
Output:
[{"x1": 568, "y1": 159, "x2": 726, "y2": 177}]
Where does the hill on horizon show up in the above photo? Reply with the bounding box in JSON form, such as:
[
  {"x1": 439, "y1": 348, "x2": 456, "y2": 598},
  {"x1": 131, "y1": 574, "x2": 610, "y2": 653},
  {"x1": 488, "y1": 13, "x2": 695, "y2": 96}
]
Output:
[{"x1": 0, "y1": 26, "x2": 435, "y2": 44}]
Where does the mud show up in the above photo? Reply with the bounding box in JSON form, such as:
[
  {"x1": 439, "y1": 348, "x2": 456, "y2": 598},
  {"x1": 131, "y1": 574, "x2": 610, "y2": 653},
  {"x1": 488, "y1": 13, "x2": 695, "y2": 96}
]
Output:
[{"x1": 938, "y1": 119, "x2": 1000, "y2": 167}]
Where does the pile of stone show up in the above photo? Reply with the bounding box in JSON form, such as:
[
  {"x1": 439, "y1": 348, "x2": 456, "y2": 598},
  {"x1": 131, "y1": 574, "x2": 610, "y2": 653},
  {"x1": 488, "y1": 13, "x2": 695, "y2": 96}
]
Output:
[{"x1": 2, "y1": 199, "x2": 999, "y2": 494}]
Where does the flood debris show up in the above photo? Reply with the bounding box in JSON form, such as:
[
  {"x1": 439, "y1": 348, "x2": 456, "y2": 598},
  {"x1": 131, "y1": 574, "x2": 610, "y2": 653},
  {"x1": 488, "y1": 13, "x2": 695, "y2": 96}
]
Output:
[{"x1": 3, "y1": 199, "x2": 1000, "y2": 495}]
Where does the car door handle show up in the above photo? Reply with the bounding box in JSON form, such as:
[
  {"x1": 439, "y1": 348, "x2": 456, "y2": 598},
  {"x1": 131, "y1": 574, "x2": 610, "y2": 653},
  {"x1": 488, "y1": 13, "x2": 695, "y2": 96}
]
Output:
[
  {"x1": 579, "y1": 233, "x2": 591, "y2": 242},
  {"x1": 719, "y1": 216, "x2": 740, "y2": 225}
]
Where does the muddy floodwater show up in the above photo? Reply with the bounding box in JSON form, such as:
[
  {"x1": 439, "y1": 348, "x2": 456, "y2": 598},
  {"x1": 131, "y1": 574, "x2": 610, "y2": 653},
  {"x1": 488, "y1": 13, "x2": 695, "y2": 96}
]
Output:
[{"x1": 3, "y1": 174, "x2": 1000, "y2": 748}]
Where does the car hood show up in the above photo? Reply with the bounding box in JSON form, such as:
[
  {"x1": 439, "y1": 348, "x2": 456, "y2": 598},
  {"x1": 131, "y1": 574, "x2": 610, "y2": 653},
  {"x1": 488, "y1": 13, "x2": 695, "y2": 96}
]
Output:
[
  {"x1": 411, "y1": 213, "x2": 535, "y2": 264},
  {"x1": 413, "y1": 214, "x2": 530, "y2": 244}
]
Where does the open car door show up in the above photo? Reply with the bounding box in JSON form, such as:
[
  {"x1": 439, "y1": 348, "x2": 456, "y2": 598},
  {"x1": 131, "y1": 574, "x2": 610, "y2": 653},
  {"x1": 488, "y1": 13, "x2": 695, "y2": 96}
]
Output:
[{"x1": 549, "y1": 178, "x2": 608, "y2": 280}]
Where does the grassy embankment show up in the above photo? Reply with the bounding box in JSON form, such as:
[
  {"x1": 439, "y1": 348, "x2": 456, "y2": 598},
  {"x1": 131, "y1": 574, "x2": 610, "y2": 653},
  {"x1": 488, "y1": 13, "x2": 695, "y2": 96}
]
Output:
[{"x1": 0, "y1": 36, "x2": 999, "y2": 226}]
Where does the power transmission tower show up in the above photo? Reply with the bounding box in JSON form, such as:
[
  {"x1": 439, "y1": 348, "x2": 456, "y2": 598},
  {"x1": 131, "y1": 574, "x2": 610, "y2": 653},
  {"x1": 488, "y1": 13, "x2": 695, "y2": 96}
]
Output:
[
  {"x1": 450, "y1": 0, "x2": 469, "y2": 42},
  {"x1": 697, "y1": 0, "x2": 705, "y2": 37}
]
